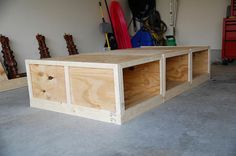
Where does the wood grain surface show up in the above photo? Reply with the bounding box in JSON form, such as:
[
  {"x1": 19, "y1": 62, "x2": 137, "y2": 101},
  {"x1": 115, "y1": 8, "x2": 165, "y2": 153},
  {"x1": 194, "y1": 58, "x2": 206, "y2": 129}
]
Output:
[
  {"x1": 166, "y1": 54, "x2": 188, "y2": 82},
  {"x1": 123, "y1": 61, "x2": 160, "y2": 109},
  {"x1": 193, "y1": 50, "x2": 208, "y2": 78},
  {"x1": 69, "y1": 67, "x2": 116, "y2": 112},
  {"x1": 30, "y1": 64, "x2": 67, "y2": 103}
]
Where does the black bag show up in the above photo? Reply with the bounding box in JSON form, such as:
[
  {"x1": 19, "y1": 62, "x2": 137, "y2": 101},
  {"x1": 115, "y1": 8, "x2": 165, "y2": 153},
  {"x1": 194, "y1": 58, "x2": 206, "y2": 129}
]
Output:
[{"x1": 128, "y1": 0, "x2": 156, "y2": 20}]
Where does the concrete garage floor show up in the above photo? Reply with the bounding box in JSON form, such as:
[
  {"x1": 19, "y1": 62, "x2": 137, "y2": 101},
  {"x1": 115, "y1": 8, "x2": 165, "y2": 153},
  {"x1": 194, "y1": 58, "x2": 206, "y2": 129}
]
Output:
[{"x1": 0, "y1": 64, "x2": 236, "y2": 156}]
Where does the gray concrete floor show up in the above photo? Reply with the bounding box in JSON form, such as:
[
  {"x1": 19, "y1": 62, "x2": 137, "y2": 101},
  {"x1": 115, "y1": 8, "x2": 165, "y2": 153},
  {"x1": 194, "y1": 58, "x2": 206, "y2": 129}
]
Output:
[{"x1": 0, "y1": 64, "x2": 236, "y2": 156}]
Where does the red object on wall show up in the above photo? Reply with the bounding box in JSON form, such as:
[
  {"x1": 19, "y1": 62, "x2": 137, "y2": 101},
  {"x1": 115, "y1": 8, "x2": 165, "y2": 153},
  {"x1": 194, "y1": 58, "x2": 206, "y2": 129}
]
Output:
[
  {"x1": 110, "y1": 1, "x2": 132, "y2": 49},
  {"x1": 222, "y1": 18, "x2": 236, "y2": 59},
  {"x1": 231, "y1": 0, "x2": 236, "y2": 16}
]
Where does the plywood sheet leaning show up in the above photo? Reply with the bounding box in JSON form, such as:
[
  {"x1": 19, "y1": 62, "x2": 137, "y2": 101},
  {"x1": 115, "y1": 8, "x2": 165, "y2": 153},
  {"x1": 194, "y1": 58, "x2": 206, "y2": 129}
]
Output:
[
  {"x1": 0, "y1": 77, "x2": 27, "y2": 92},
  {"x1": 0, "y1": 63, "x2": 8, "y2": 81},
  {"x1": 30, "y1": 64, "x2": 67, "y2": 103},
  {"x1": 123, "y1": 61, "x2": 160, "y2": 109},
  {"x1": 69, "y1": 67, "x2": 116, "y2": 112},
  {"x1": 0, "y1": 62, "x2": 27, "y2": 92}
]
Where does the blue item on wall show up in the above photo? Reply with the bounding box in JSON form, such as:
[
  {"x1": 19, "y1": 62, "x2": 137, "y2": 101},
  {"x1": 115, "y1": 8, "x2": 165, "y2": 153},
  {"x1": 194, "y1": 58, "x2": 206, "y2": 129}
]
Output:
[{"x1": 131, "y1": 28, "x2": 154, "y2": 48}]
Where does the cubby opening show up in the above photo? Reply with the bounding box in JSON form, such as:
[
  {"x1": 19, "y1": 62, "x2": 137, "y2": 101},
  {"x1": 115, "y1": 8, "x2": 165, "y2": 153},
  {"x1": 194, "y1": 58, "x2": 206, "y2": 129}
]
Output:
[
  {"x1": 192, "y1": 50, "x2": 209, "y2": 79},
  {"x1": 166, "y1": 54, "x2": 189, "y2": 90},
  {"x1": 123, "y1": 61, "x2": 160, "y2": 109}
]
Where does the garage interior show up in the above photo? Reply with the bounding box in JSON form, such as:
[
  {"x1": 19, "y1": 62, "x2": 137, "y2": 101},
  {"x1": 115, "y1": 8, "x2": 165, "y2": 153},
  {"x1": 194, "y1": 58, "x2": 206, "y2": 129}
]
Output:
[{"x1": 0, "y1": 0, "x2": 236, "y2": 156}]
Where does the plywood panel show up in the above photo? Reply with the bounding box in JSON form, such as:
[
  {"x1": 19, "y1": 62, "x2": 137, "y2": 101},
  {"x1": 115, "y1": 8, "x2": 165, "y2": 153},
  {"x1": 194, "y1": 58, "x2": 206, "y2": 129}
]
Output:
[
  {"x1": 0, "y1": 77, "x2": 27, "y2": 92},
  {"x1": 0, "y1": 63, "x2": 8, "y2": 81},
  {"x1": 193, "y1": 50, "x2": 208, "y2": 78},
  {"x1": 30, "y1": 65, "x2": 66, "y2": 103},
  {"x1": 123, "y1": 61, "x2": 160, "y2": 109},
  {"x1": 166, "y1": 54, "x2": 188, "y2": 82},
  {"x1": 69, "y1": 67, "x2": 116, "y2": 112}
]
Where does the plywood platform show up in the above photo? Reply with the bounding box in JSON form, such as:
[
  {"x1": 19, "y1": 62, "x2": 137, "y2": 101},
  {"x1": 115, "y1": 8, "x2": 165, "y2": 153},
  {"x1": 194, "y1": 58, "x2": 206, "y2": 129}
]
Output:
[
  {"x1": 0, "y1": 63, "x2": 28, "y2": 92},
  {"x1": 26, "y1": 46, "x2": 210, "y2": 124}
]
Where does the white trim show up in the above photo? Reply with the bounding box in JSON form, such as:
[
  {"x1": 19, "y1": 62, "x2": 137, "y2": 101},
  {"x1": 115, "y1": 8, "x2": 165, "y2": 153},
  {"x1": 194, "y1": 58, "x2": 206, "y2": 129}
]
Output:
[
  {"x1": 25, "y1": 61, "x2": 33, "y2": 99},
  {"x1": 208, "y1": 48, "x2": 211, "y2": 74},
  {"x1": 188, "y1": 52, "x2": 193, "y2": 83},
  {"x1": 162, "y1": 54, "x2": 166, "y2": 97},
  {"x1": 113, "y1": 65, "x2": 125, "y2": 117},
  {"x1": 64, "y1": 66, "x2": 72, "y2": 106}
]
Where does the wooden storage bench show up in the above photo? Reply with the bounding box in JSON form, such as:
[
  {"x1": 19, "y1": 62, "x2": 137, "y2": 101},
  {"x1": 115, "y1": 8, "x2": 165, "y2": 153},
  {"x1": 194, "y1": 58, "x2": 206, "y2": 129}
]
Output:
[
  {"x1": 26, "y1": 46, "x2": 210, "y2": 125},
  {"x1": 26, "y1": 53, "x2": 162, "y2": 124}
]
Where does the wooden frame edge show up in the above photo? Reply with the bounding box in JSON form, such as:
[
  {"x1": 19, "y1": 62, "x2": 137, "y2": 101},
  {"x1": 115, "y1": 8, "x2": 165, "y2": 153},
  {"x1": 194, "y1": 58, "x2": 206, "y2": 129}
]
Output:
[{"x1": 30, "y1": 98, "x2": 121, "y2": 125}]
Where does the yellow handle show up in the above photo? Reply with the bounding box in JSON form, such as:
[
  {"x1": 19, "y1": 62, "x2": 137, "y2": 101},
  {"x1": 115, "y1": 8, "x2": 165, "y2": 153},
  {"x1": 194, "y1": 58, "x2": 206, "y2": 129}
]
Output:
[{"x1": 105, "y1": 33, "x2": 111, "y2": 50}]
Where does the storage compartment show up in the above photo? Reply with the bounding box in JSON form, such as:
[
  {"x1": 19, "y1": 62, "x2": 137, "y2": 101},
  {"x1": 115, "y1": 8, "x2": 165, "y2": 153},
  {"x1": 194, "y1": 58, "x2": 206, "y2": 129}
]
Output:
[
  {"x1": 30, "y1": 64, "x2": 67, "y2": 103},
  {"x1": 222, "y1": 18, "x2": 236, "y2": 59},
  {"x1": 166, "y1": 54, "x2": 188, "y2": 90},
  {"x1": 226, "y1": 31, "x2": 236, "y2": 40},
  {"x1": 123, "y1": 61, "x2": 160, "y2": 109},
  {"x1": 192, "y1": 50, "x2": 209, "y2": 79},
  {"x1": 69, "y1": 67, "x2": 116, "y2": 112},
  {"x1": 231, "y1": 0, "x2": 236, "y2": 16},
  {"x1": 225, "y1": 41, "x2": 236, "y2": 57},
  {"x1": 26, "y1": 47, "x2": 210, "y2": 124}
]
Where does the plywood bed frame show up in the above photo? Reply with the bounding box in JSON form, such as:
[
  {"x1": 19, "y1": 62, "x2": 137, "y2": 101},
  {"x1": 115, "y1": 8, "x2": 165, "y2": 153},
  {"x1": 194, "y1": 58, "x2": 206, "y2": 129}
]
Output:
[{"x1": 25, "y1": 46, "x2": 210, "y2": 125}]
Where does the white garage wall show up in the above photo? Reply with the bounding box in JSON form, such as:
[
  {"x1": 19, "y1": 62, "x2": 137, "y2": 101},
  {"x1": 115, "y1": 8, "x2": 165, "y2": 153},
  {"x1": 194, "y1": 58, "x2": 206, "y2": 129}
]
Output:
[
  {"x1": 157, "y1": 0, "x2": 231, "y2": 61},
  {"x1": 1, "y1": 0, "x2": 229, "y2": 73},
  {"x1": 0, "y1": 0, "x2": 131, "y2": 72}
]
